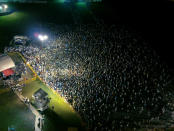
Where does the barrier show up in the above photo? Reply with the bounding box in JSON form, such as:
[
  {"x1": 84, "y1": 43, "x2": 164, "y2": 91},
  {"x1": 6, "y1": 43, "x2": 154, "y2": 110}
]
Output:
[
  {"x1": 18, "y1": 76, "x2": 37, "y2": 85},
  {"x1": 10, "y1": 52, "x2": 83, "y2": 123},
  {"x1": 18, "y1": 53, "x2": 74, "y2": 108}
]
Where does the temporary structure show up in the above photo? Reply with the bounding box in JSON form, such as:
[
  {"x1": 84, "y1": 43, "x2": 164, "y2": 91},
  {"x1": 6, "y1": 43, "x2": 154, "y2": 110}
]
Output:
[
  {"x1": 0, "y1": 54, "x2": 15, "y2": 72},
  {"x1": 2, "y1": 68, "x2": 15, "y2": 77}
]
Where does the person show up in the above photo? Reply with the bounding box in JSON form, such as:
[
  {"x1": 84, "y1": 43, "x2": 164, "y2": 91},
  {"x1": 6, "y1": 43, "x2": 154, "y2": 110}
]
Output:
[{"x1": 4, "y1": 23, "x2": 173, "y2": 130}]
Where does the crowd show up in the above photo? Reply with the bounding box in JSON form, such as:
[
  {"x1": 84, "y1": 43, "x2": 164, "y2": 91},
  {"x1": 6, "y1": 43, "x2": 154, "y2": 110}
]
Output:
[{"x1": 4, "y1": 23, "x2": 173, "y2": 130}]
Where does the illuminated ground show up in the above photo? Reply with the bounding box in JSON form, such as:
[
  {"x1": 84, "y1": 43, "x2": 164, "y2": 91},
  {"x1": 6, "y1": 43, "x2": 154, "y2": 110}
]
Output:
[
  {"x1": 7, "y1": 52, "x2": 84, "y2": 131},
  {"x1": 22, "y1": 79, "x2": 83, "y2": 131},
  {"x1": 0, "y1": 3, "x2": 99, "y2": 130},
  {"x1": 0, "y1": 83, "x2": 35, "y2": 131}
]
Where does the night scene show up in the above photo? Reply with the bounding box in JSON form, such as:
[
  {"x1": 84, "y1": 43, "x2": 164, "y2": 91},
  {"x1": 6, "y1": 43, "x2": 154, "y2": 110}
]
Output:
[{"x1": 0, "y1": 0, "x2": 174, "y2": 131}]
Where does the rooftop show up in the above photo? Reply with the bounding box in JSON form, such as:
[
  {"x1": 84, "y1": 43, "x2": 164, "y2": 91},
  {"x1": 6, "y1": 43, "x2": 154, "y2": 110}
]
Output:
[{"x1": 33, "y1": 88, "x2": 48, "y2": 99}]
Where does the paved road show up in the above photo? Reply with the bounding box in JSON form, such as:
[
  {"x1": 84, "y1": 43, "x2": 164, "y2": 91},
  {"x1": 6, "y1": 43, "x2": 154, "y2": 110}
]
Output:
[{"x1": 14, "y1": 90, "x2": 43, "y2": 131}]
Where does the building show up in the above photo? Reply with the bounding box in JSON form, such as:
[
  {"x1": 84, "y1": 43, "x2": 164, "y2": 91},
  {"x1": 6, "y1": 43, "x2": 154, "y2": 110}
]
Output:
[
  {"x1": 0, "y1": 54, "x2": 15, "y2": 77},
  {"x1": 0, "y1": 54, "x2": 15, "y2": 72},
  {"x1": 32, "y1": 88, "x2": 50, "y2": 111},
  {"x1": 12, "y1": 35, "x2": 29, "y2": 46}
]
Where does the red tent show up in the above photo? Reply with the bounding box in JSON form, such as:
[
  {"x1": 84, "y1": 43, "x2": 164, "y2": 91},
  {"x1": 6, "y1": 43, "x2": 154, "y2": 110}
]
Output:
[{"x1": 2, "y1": 68, "x2": 14, "y2": 77}]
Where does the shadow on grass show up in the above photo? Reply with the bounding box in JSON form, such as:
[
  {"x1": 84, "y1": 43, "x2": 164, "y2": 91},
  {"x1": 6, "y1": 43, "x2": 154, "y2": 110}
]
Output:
[
  {"x1": 0, "y1": 86, "x2": 35, "y2": 131},
  {"x1": 0, "y1": 10, "x2": 15, "y2": 16},
  {"x1": 43, "y1": 108, "x2": 84, "y2": 131}
]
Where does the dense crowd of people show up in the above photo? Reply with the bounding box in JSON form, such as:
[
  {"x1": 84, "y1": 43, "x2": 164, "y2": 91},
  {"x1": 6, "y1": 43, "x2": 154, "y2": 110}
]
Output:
[{"x1": 4, "y1": 24, "x2": 173, "y2": 130}]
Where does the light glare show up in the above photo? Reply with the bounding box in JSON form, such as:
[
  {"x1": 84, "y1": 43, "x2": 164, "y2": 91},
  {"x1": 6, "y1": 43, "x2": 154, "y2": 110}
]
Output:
[
  {"x1": 4, "y1": 5, "x2": 8, "y2": 9},
  {"x1": 38, "y1": 34, "x2": 48, "y2": 41},
  {"x1": 44, "y1": 35, "x2": 48, "y2": 40}
]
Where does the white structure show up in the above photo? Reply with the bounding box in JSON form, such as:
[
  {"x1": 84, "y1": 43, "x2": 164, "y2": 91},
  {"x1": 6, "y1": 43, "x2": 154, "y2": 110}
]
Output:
[
  {"x1": 0, "y1": 4, "x2": 8, "y2": 13},
  {"x1": 0, "y1": 54, "x2": 15, "y2": 72},
  {"x1": 13, "y1": 35, "x2": 29, "y2": 45},
  {"x1": 13, "y1": 35, "x2": 28, "y2": 40}
]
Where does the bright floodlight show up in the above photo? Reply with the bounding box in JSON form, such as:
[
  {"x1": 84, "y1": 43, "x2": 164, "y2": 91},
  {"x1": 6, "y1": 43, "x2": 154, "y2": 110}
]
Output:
[
  {"x1": 38, "y1": 34, "x2": 48, "y2": 41},
  {"x1": 2, "y1": 4, "x2": 8, "y2": 10},
  {"x1": 38, "y1": 35, "x2": 44, "y2": 41},
  {"x1": 43, "y1": 35, "x2": 48, "y2": 40},
  {"x1": 0, "y1": 6, "x2": 2, "y2": 10},
  {"x1": 4, "y1": 4, "x2": 8, "y2": 9}
]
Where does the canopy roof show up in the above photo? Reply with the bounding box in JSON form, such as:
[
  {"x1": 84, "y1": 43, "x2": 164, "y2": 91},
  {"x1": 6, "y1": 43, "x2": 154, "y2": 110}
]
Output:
[
  {"x1": 2, "y1": 68, "x2": 15, "y2": 77},
  {"x1": 33, "y1": 88, "x2": 48, "y2": 99},
  {"x1": 0, "y1": 54, "x2": 15, "y2": 72}
]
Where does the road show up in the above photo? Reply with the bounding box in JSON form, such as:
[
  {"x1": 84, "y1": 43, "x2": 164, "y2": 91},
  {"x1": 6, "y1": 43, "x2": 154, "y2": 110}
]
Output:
[{"x1": 14, "y1": 90, "x2": 43, "y2": 131}]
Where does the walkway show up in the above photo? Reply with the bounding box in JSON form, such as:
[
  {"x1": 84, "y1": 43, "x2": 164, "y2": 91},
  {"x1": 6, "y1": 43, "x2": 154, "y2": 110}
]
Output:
[{"x1": 14, "y1": 90, "x2": 43, "y2": 131}]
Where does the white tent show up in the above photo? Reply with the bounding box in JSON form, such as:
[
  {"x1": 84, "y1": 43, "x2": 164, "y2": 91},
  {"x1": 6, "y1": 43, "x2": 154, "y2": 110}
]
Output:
[{"x1": 0, "y1": 54, "x2": 15, "y2": 72}]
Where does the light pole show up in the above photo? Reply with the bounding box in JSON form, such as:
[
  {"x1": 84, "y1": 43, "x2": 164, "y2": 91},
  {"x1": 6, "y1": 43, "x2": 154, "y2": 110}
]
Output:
[{"x1": 38, "y1": 34, "x2": 48, "y2": 73}]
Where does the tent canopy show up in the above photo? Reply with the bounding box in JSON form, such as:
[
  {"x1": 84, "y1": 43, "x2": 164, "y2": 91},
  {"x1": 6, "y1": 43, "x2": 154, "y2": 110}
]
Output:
[
  {"x1": 0, "y1": 54, "x2": 15, "y2": 72},
  {"x1": 2, "y1": 68, "x2": 14, "y2": 77}
]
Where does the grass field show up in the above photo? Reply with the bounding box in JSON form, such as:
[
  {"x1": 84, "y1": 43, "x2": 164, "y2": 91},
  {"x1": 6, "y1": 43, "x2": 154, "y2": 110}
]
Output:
[
  {"x1": 0, "y1": 2, "x2": 103, "y2": 52},
  {"x1": 0, "y1": 84, "x2": 35, "y2": 131},
  {"x1": 6, "y1": 52, "x2": 84, "y2": 130},
  {"x1": 22, "y1": 79, "x2": 84, "y2": 131},
  {"x1": 0, "y1": 3, "x2": 71, "y2": 52},
  {"x1": 0, "y1": 11, "x2": 39, "y2": 52}
]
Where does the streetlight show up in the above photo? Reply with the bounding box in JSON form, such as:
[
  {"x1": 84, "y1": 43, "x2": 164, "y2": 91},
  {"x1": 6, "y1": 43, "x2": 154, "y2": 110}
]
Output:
[{"x1": 37, "y1": 34, "x2": 48, "y2": 72}]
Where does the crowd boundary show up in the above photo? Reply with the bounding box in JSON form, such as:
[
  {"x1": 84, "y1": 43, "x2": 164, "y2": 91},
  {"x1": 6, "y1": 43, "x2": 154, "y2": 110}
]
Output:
[
  {"x1": 12, "y1": 51, "x2": 84, "y2": 126},
  {"x1": 18, "y1": 77, "x2": 37, "y2": 85}
]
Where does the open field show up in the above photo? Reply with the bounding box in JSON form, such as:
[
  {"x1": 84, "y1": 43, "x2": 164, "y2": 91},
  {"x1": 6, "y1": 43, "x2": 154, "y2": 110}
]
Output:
[
  {"x1": 0, "y1": 84, "x2": 35, "y2": 131},
  {"x1": 1, "y1": 1, "x2": 174, "y2": 131},
  {"x1": 0, "y1": 3, "x2": 96, "y2": 52},
  {"x1": 0, "y1": 1, "x2": 174, "y2": 68}
]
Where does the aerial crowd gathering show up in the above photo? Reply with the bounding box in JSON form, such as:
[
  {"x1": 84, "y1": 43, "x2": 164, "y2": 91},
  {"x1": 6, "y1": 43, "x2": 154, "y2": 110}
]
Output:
[{"x1": 4, "y1": 23, "x2": 174, "y2": 130}]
